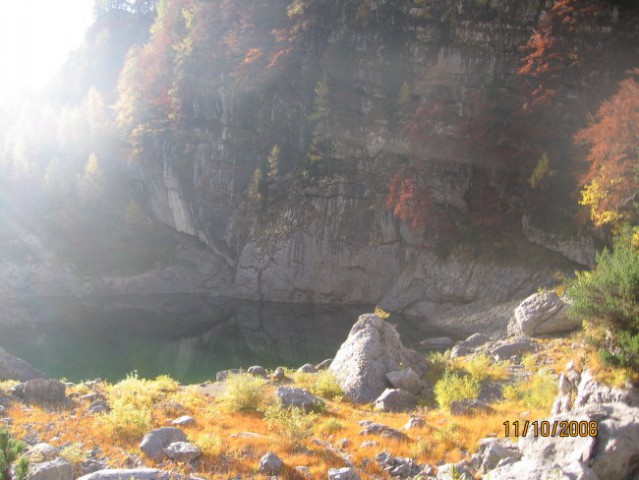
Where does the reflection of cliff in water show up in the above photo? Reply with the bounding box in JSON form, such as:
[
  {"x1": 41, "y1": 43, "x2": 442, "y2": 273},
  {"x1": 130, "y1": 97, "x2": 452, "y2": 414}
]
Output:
[{"x1": 0, "y1": 295, "x2": 445, "y2": 383}]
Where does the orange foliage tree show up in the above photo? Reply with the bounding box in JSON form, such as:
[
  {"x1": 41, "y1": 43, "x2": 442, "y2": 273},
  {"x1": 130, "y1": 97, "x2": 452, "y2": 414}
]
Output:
[{"x1": 576, "y1": 74, "x2": 639, "y2": 228}]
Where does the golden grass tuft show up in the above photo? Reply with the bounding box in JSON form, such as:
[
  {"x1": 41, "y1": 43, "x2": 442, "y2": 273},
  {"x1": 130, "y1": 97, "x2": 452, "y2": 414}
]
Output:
[{"x1": 218, "y1": 373, "x2": 268, "y2": 413}]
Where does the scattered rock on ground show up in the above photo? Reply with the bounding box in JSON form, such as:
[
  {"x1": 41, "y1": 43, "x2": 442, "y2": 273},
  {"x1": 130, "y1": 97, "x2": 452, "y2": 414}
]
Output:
[
  {"x1": 247, "y1": 366, "x2": 268, "y2": 378},
  {"x1": 298, "y1": 363, "x2": 317, "y2": 374},
  {"x1": 490, "y1": 339, "x2": 536, "y2": 361},
  {"x1": 403, "y1": 417, "x2": 425, "y2": 430},
  {"x1": 88, "y1": 401, "x2": 110, "y2": 414},
  {"x1": 172, "y1": 416, "x2": 196, "y2": 427},
  {"x1": 27, "y1": 443, "x2": 58, "y2": 462},
  {"x1": 272, "y1": 367, "x2": 286, "y2": 382},
  {"x1": 327, "y1": 467, "x2": 360, "y2": 480},
  {"x1": 28, "y1": 458, "x2": 74, "y2": 480},
  {"x1": 385, "y1": 368, "x2": 421, "y2": 395},
  {"x1": 373, "y1": 388, "x2": 417, "y2": 412},
  {"x1": 358, "y1": 421, "x2": 406, "y2": 441},
  {"x1": 258, "y1": 452, "x2": 283, "y2": 475},
  {"x1": 450, "y1": 399, "x2": 495, "y2": 416},
  {"x1": 419, "y1": 337, "x2": 455, "y2": 350},
  {"x1": 215, "y1": 369, "x2": 242, "y2": 382},
  {"x1": 276, "y1": 387, "x2": 325, "y2": 412},
  {"x1": 451, "y1": 333, "x2": 489, "y2": 358},
  {"x1": 139, "y1": 427, "x2": 187, "y2": 461},
  {"x1": 76, "y1": 469, "x2": 202, "y2": 480},
  {"x1": 316, "y1": 359, "x2": 332, "y2": 370},
  {"x1": 22, "y1": 379, "x2": 66, "y2": 404},
  {"x1": 329, "y1": 314, "x2": 427, "y2": 403},
  {"x1": 508, "y1": 291, "x2": 579, "y2": 337},
  {"x1": 164, "y1": 442, "x2": 201, "y2": 463}
]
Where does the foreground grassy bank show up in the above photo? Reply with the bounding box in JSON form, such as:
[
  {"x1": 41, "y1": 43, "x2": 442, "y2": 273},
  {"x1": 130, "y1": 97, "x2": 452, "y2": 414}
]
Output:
[{"x1": 0, "y1": 335, "x2": 631, "y2": 480}]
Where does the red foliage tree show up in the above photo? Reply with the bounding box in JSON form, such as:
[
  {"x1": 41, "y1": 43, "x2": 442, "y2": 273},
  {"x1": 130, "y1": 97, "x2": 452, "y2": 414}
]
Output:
[{"x1": 575, "y1": 74, "x2": 639, "y2": 228}]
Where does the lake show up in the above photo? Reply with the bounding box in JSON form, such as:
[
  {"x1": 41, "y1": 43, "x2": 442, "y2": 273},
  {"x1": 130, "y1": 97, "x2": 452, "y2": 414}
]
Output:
[{"x1": 0, "y1": 295, "x2": 446, "y2": 384}]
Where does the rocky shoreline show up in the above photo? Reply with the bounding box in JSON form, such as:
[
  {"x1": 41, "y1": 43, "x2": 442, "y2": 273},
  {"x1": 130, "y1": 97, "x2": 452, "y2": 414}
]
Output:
[{"x1": 0, "y1": 293, "x2": 637, "y2": 479}]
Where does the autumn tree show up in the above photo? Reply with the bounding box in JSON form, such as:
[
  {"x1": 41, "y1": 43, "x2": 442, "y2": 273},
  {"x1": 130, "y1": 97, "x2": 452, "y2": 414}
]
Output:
[{"x1": 576, "y1": 74, "x2": 639, "y2": 229}]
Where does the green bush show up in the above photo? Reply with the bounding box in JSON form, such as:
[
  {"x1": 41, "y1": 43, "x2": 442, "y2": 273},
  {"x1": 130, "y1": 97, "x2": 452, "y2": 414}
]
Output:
[
  {"x1": 219, "y1": 373, "x2": 267, "y2": 412},
  {"x1": 567, "y1": 231, "x2": 639, "y2": 371},
  {"x1": 433, "y1": 372, "x2": 480, "y2": 411},
  {"x1": 0, "y1": 428, "x2": 28, "y2": 480},
  {"x1": 263, "y1": 402, "x2": 317, "y2": 449},
  {"x1": 502, "y1": 370, "x2": 558, "y2": 410}
]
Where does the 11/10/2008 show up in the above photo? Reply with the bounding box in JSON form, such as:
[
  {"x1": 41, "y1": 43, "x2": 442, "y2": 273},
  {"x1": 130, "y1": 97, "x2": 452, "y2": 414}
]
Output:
[{"x1": 503, "y1": 420, "x2": 598, "y2": 437}]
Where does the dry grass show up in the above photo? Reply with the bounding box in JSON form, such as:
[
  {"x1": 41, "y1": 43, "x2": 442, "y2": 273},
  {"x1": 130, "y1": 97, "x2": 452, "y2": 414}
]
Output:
[{"x1": 3, "y1": 337, "x2": 619, "y2": 479}]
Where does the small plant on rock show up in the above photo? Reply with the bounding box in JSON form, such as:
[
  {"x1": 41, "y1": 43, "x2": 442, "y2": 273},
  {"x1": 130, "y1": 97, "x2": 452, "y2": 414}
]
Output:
[{"x1": 0, "y1": 428, "x2": 28, "y2": 480}]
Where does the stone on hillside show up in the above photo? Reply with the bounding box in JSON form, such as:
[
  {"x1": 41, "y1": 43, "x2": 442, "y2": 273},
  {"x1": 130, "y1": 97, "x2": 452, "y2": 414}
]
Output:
[
  {"x1": 28, "y1": 458, "x2": 74, "y2": 480},
  {"x1": 404, "y1": 416, "x2": 425, "y2": 430},
  {"x1": 88, "y1": 400, "x2": 110, "y2": 414},
  {"x1": 23, "y1": 379, "x2": 66, "y2": 404},
  {"x1": 272, "y1": 367, "x2": 286, "y2": 381},
  {"x1": 258, "y1": 452, "x2": 283, "y2": 475},
  {"x1": 436, "y1": 461, "x2": 473, "y2": 480},
  {"x1": 327, "y1": 467, "x2": 360, "y2": 480},
  {"x1": 373, "y1": 388, "x2": 417, "y2": 412},
  {"x1": 329, "y1": 314, "x2": 427, "y2": 403},
  {"x1": 450, "y1": 399, "x2": 495, "y2": 416},
  {"x1": 298, "y1": 363, "x2": 317, "y2": 373},
  {"x1": 247, "y1": 366, "x2": 268, "y2": 378},
  {"x1": 385, "y1": 368, "x2": 421, "y2": 395},
  {"x1": 164, "y1": 442, "x2": 201, "y2": 463},
  {"x1": 172, "y1": 415, "x2": 196, "y2": 427},
  {"x1": 316, "y1": 358, "x2": 332, "y2": 370},
  {"x1": 490, "y1": 339, "x2": 536, "y2": 361},
  {"x1": 0, "y1": 346, "x2": 44, "y2": 382},
  {"x1": 215, "y1": 369, "x2": 242, "y2": 382},
  {"x1": 27, "y1": 443, "x2": 58, "y2": 462},
  {"x1": 76, "y1": 468, "x2": 203, "y2": 480},
  {"x1": 508, "y1": 291, "x2": 579, "y2": 337},
  {"x1": 276, "y1": 387, "x2": 325, "y2": 412},
  {"x1": 474, "y1": 438, "x2": 521, "y2": 473},
  {"x1": 451, "y1": 333, "x2": 489, "y2": 358},
  {"x1": 358, "y1": 421, "x2": 406, "y2": 441},
  {"x1": 419, "y1": 337, "x2": 455, "y2": 350},
  {"x1": 81, "y1": 393, "x2": 105, "y2": 403},
  {"x1": 139, "y1": 427, "x2": 187, "y2": 461},
  {"x1": 294, "y1": 466, "x2": 312, "y2": 478}
]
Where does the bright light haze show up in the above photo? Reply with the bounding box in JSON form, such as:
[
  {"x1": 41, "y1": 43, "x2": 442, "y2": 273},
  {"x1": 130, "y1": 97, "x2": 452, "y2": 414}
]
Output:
[{"x1": 0, "y1": 0, "x2": 94, "y2": 104}]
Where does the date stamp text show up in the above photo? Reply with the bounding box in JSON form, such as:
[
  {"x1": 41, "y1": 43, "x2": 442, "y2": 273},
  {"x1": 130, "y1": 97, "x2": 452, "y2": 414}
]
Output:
[{"x1": 503, "y1": 420, "x2": 598, "y2": 438}]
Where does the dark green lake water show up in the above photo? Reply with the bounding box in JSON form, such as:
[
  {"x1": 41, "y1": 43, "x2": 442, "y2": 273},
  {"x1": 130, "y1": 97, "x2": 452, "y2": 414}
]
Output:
[{"x1": 0, "y1": 295, "x2": 443, "y2": 384}]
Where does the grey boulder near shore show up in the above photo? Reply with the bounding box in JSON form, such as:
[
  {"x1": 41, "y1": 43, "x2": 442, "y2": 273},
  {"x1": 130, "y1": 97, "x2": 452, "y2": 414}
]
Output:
[{"x1": 329, "y1": 313, "x2": 428, "y2": 403}]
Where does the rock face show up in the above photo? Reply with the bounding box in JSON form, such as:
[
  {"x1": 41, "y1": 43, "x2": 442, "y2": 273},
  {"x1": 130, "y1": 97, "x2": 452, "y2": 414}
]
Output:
[
  {"x1": 508, "y1": 291, "x2": 579, "y2": 337},
  {"x1": 139, "y1": 428, "x2": 187, "y2": 461},
  {"x1": 485, "y1": 370, "x2": 639, "y2": 480},
  {"x1": 0, "y1": 347, "x2": 44, "y2": 382},
  {"x1": 329, "y1": 314, "x2": 427, "y2": 403}
]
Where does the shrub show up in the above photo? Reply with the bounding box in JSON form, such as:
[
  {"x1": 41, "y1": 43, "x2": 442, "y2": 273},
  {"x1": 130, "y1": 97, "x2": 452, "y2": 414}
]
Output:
[
  {"x1": 318, "y1": 419, "x2": 344, "y2": 435},
  {"x1": 263, "y1": 402, "x2": 317, "y2": 449},
  {"x1": 456, "y1": 353, "x2": 510, "y2": 383},
  {"x1": 294, "y1": 371, "x2": 343, "y2": 400},
  {"x1": 59, "y1": 443, "x2": 87, "y2": 465},
  {"x1": 97, "y1": 397, "x2": 152, "y2": 441},
  {"x1": 194, "y1": 433, "x2": 224, "y2": 459},
  {"x1": 0, "y1": 427, "x2": 28, "y2": 480},
  {"x1": 219, "y1": 373, "x2": 267, "y2": 412},
  {"x1": 434, "y1": 422, "x2": 461, "y2": 450},
  {"x1": 434, "y1": 372, "x2": 480, "y2": 411},
  {"x1": 502, "y1": 370, "x2": 558, "y2": 410},
  {"x1": 567, "y1": 231, "x2": 639, "y2": 371}
]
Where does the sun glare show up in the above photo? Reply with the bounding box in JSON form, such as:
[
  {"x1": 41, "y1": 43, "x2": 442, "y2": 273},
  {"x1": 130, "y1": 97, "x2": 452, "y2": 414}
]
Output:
[{"x1": 0, "y1": 0, "x2": 93, "y2": 104}]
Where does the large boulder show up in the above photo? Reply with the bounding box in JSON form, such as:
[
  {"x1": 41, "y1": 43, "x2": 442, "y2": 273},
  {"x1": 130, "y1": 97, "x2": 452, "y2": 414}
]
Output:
[
  {"x1": 372, "y1": 388, "x2": 417, "y2": 412},
  {"x1": 508, "y1": 291, "x2": 579, "y2": 337},
  {"x1": 276, "y1": 387, "x2": 325, "y2": 412},
  {"x1": 258, "y1": 452, "x2": 283, "y2": 475},
  {"x1": 28, "y1": 458, "x2": 74, "y2": 480},
  {"x1": 22, "y1": 379, "x2": 66, "y2": 404},
  {"x1": 329, "y1": 314, "x2": 427, "y2": 403},
  {"x1": 139, "y1": 428, "x2": 187, "y2": 461},
  {"x1": 0, "y1": 347, "x2": 44, "y2": 381},
  {"x1": 76, "y1": 469, "x2": 202, "y2": 480}
]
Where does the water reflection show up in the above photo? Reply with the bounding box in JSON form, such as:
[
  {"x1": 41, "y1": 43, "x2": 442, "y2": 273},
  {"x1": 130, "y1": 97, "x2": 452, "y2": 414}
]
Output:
[{"x1": 0, "y1": 295, "x2": 443, "y2": 383}]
